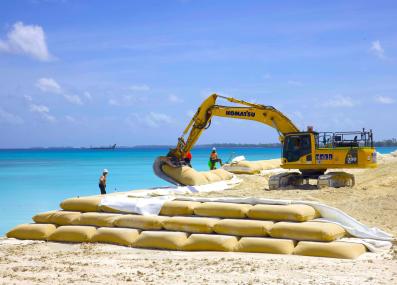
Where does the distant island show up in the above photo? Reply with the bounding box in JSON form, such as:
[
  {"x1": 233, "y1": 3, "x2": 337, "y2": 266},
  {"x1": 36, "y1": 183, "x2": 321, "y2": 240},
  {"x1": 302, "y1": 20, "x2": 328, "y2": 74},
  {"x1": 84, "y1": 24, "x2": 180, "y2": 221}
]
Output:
[
  {"x1": 129, "y1": 139, "x2": 397, "y2": 149},
  {"x1": 1, "y1": 138, "x2": 396, "y2": 150}
]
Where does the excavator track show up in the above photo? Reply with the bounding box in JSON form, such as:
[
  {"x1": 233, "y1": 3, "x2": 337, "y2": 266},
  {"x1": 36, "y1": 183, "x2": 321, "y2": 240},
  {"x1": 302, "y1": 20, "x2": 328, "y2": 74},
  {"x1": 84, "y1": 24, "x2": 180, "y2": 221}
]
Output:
[
  {"x1": 268, "y1": 172, "x2": 303, "y2": 190},
  {"x1": 317, "y1": 172, "x2": 355, "y2": 188},
  {"x1": 268, "y1": 171, "x2": 355, "y2": 190}
]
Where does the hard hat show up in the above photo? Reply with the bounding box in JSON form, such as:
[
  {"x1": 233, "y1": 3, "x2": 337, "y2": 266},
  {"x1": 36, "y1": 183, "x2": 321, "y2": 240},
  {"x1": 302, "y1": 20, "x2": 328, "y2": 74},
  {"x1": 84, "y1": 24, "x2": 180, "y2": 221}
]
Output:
[
  {"x1": 212, "y1": 147, "x2": 216, "y2": 151},
  {"x1": 103, "y1": 169, "x2": 109, "y2": 173}
]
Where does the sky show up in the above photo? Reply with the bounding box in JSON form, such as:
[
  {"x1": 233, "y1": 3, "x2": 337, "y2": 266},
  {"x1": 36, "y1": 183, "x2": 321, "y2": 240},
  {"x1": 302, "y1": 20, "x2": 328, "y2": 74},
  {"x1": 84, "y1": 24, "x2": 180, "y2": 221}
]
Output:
[{"x1": 0, "y1": 0, "x2": 396, "y2": 148}]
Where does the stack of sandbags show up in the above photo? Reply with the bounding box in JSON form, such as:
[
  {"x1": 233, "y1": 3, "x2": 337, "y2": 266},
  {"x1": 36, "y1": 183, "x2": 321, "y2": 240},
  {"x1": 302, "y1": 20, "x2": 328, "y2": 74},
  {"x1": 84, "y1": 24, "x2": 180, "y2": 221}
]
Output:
[
  {"x1": 161, "y1": 165, "x2": 233, "y2": 185},
  {"x1": 223, "y1": 159, "x2": 281, "y2": 174},
  {"x1": 6, "y1": 198, "x2": 369, "y2": 259}
]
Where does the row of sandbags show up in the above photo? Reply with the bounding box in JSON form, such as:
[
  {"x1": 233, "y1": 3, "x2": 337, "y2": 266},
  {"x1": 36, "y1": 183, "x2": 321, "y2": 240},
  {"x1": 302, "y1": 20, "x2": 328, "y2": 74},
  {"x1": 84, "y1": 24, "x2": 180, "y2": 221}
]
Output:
[
  {"x1": 7, "y1": 223, "x2": 366, "y2": 259},
  {"x1": 60, "y1": 197, "x2": 320, "y2": 222},
  {"x1": 24, "y1": 210, "x2": 345, "y2": 242},
  {"x1": 222, "y1": 159, "x2": 281, "y2": 174},
  {"x1": 6, "y1": 199, "x2": 368, "y2": 259},
  {"x1": 161, "y1": 166, "x2": 234, "y2": 186}
]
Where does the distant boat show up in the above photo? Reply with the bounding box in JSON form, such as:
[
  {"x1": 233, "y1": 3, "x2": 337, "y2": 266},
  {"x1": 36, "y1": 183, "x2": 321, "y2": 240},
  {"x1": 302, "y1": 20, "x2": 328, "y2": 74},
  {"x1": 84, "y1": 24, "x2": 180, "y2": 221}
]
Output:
[{"x1": 90, "y1": 144, "x2": 117, "y2": 150}]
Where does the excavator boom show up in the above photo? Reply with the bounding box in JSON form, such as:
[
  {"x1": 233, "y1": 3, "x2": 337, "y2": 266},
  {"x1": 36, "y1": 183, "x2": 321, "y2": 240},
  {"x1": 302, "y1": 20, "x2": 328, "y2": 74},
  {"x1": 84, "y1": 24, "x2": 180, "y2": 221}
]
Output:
[{"x1": 170, "y1": 94, "x2": 299, "y2": 161}]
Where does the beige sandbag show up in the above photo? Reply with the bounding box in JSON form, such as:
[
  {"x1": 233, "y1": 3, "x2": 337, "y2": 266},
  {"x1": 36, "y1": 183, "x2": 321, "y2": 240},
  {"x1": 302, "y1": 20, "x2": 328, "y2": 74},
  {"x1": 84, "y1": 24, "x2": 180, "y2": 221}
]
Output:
[
  {"x1": 202, "y1": 171, "x2": 222, "y2": 183},
  {"x1": 60, "y1": 195, "x2": 102, "y2": 212},
  {"x1": 247, "y1": 204, "x2": 319, "y2": 222},
  {"x1": 269, "y1": 222, "x2": 346, "y2": 242},
  {"x1": 91, "y1": 227, "x2": 140, "y2": 246},
  {"x1": 211, "y1": 168, "x2": 234, "y2": 180},
  {"x1": 115, "y1": 215, "x2": 167, "y2": 230},
  {"x1": 159, "y1": 200, "x2": 202, "y2": 216},
  {"x1": 133, "y1": 231, "x2": 188, "y2": 250},
  {"x1": 223, "y1": 160, "x2": 262, "y2": 174},
  {"x1": 182, "y1": 234, "x2": 238, "y2": 251},
  {"x1": 213, "y1": 219, "x2": 273, "y2": 236},
  {"x1": 79, "y1": 212, "x2": 122, "y2": 227},
  {"x1": 7, "y1": 224, "x2": 57, "y2": 240},
  {"x1": 162, "y1": 165, "x2": 208, "y2": 186},
  {"x1": 236, "y1": 237, "x2": 295, "y2": 254},
  {"x1": 99, "y1": 204, "x2": 127, "y2": 213},
  {"x1": 194, "y1": 202, "x2": 252, "y2": 218},
  {"x1": 293, "y1": 241, "x2": 367, "y2": 259},
  {"x1": 48, "y1": 225, "x2": 97, "y2": 243},
  {"x1": 257, "y1": 159, "x2": 281, "y2": 170},
  {"x1": 162, "y1": 216, "x2": 219, "y2": 234},
  {"x1": 32, "y1": 210, "x2": 57, "y2": 223},
  {"x1": 33, "y1": 210, "x2": 81, "y2": 225}
]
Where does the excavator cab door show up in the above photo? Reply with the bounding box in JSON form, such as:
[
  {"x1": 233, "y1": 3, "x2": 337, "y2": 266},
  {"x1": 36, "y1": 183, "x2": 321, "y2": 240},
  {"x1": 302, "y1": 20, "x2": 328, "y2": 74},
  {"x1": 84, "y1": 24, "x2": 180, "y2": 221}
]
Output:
[{"x1": 282, "y1": 133, "x2": 312, "y2": 163}]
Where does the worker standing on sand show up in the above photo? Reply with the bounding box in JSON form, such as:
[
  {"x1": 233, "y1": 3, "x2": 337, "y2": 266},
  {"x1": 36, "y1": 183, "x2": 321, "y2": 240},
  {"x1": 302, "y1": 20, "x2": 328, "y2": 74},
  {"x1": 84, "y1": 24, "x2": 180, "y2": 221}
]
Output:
[
  {"x1": 184, "y1": 151, "x2": 192, "y2": 167},
  {"x1": 99, "y1": 169, "x2": 108, "y2": 195},
  {"x1": 209, "y1": 147, "x2": 223, "y2": 170}
]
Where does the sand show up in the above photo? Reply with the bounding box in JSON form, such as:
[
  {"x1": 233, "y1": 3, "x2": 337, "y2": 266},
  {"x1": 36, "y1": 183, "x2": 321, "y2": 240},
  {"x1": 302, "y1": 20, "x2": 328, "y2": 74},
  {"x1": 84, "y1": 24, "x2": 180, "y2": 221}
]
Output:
[{"x1": 1, "y1": 154, "x2": 397, "y2": 284}]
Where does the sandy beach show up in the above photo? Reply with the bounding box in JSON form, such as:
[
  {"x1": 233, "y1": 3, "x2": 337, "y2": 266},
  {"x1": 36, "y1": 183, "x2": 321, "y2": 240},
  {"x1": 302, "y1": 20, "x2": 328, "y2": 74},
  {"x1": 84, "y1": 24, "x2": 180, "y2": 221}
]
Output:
[{"x1": 1, "y1": 154, "x2": 397, "y2": 285}]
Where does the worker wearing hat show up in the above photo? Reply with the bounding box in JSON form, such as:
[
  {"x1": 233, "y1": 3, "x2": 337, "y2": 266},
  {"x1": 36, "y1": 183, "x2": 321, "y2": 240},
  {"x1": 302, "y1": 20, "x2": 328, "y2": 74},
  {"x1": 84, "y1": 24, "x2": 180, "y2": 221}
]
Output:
[
  {"x1": 209, "y1": 147, "x2": 223, "y2": 170},
  {"x1": 99, "y1": 169, "x2": 108, "y2": 195}
]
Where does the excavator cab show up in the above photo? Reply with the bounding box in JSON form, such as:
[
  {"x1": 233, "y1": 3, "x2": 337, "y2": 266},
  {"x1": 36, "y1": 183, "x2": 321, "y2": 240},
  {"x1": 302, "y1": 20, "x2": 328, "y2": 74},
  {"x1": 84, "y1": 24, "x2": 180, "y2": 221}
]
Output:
[
  {"x1": 273, "y1": 128, "x2": 377, "y2": 189},
  {"x1": 282, "y1": 133, "x2": 313, "y2": 163}
]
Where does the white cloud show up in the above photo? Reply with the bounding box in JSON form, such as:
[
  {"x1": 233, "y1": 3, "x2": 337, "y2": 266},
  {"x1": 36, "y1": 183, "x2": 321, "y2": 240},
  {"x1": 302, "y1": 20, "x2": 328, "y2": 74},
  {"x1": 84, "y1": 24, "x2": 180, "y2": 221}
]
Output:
[
  {"x1": 108, "y1": 95, "x2": 147, "y2": 106},
  {"x1": 108, "y1": 99, "x2": 119, "y2": 106},
  {"x1": 0, "y1": 22, "x2": 52, "y2": 61},
  {"x1": 287, "y1": 80, "x2": 303, "y2": 86},
  {"x1": 35, "y1": 77, "x2": 83, "y2": 105},
  {"x1": 168, "y1": 94, "x2": 183, "y2": 103},
  {"x1": 323, "y1": 95, "x2": 355, "y2": 107},
  {"x1": 24, "y1": 95, "x2": 33, "y2": 102},
  {"x1": 370, "y1": 40, "x2": 385, "y2": 59},
  {"x1": 83, "y1": 91, "x2": 92, "y2": 100},
  {"x1": 186, "y1": 109, "x2": 196, "y2": 117},
  {"x1": 30, "y1": 104, "x2": 49, "y2": 113},
  {"x1": 65, "y1": 115, "x2": 76, "y2": 123},
  {"x1": 128, "y1": 84, "x2": 150, "y2": 92},
  {"x1": 36, "y1": 77, "x2": 62, "y2": 94},
  {"x1": 375, "y1": 95, "x2": 394, "y2": 104},
  {"x1": 29, "y1": 103, "x2": 56, "y2": 122},
  {"x1": 144, "y1": 112, "x2": 173, "y2": 127},
  {"x1": 0, "y1": 108, "x2": 24, "y2": 125},
  {"x1": 126, "y1": 112, "x2": 173, "y2": 128},
  {"x1": 64, "y1": 94, "x2": 83, "y2": 105}
]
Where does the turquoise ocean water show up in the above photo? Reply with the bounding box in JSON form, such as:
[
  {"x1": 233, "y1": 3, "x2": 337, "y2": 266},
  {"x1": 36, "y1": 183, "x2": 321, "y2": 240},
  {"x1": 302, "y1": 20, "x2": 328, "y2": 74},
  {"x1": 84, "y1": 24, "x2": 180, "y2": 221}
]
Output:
[{"x1": 1, "y1": 146, "x2": 396, "y2": 236}]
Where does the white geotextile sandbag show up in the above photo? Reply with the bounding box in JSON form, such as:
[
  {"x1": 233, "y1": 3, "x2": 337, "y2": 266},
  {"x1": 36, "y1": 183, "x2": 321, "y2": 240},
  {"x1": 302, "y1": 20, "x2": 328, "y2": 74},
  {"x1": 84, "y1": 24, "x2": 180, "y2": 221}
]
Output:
[
  {"x1": 231, "y1": 156, "x2": 246, "y2": 163},
  {"x1": 99, "y1": 178, "x2": 241, "y2": 216},
  {"x1": 100, "y1": 196, "x2": 173, "y2": 215}
]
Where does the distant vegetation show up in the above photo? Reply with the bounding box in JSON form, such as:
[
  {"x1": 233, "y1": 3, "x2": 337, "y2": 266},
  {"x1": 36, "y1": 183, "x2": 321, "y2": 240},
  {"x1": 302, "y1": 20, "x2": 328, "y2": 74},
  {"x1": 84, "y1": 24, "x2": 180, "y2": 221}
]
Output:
[
  {"x1": 4, "y1": 138, "x2": 396, "y2": 150},
  {"x1": 131, "y1": 139, "x2": 397, "y2": 149},
  {"x1": 373, "y1": 138, "x2": 397, "y2": 147}
]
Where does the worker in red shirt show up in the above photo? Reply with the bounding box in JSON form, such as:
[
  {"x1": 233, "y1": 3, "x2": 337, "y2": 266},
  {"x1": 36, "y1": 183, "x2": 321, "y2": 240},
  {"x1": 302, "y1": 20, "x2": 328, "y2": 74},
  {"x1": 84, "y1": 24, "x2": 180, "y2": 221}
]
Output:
[{"x1": 184, "y1": 151, "x2": 192, "y2": 167}]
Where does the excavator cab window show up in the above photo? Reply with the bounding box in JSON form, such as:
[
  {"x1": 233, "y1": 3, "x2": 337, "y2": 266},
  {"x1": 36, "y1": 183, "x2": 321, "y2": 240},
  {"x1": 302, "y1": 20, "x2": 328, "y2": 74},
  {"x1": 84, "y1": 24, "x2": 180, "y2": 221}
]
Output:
[{"x1": 283, "y1": 134, "x2": 312, "y2": 162}]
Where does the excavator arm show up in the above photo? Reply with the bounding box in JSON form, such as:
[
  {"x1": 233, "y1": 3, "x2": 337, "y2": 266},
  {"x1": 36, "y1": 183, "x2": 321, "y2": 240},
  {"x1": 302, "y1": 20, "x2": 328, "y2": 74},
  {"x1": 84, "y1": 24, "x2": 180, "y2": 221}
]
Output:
[{"x1": 168, "y1": 94, "x2": 299, "y2": 161}]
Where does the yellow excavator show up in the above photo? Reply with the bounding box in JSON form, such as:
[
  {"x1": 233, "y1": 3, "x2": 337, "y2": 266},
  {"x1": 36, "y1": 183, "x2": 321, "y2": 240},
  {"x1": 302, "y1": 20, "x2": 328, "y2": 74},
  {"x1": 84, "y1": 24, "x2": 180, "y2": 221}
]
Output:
[{"x1": 153, "y1": 94, "x2": 377, "y2": 189}]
